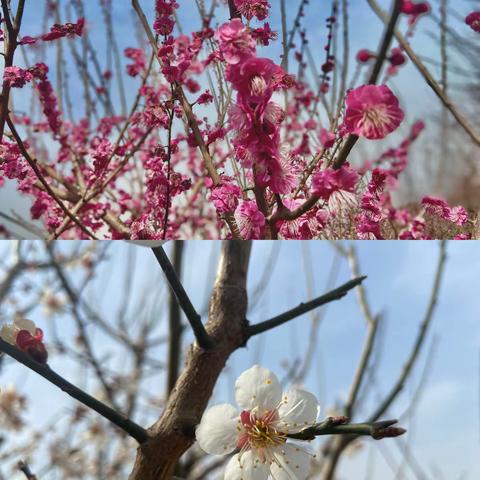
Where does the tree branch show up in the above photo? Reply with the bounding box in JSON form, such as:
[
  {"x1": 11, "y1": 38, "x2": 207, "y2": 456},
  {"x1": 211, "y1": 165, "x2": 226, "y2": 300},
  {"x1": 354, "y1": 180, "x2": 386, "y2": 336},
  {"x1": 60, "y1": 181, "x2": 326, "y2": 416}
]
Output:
[
  {"x1": 287, "y1": 416, "x2": 406, "y2": 441},
  {"x1": 367, "y1": 0, "x2": 480, "y2": 147},
  {"x1": 333, "y1": 0, "x2": 402, "y2": 169},
  {"x1": 152, "y1": 246, "x2": 214, "y2": 350},
  {"x1": 0, "y1": 338, "x2": 149, "y2": 444},
  {"x1": 369, "y1": 241, "x2": 447, "y2": 421},
  {"x1": 227, "y1": 0, "x2": 241, "y2": 19},
  {"x1": 247, "y1": 276, "x2": 366, "y2": 337},
  {"x1": 167, "y1": 242, "x2": 185, "y2": 395},
  {"x1": 17, "y1": 461, "x2": 37, "y2": 480}
]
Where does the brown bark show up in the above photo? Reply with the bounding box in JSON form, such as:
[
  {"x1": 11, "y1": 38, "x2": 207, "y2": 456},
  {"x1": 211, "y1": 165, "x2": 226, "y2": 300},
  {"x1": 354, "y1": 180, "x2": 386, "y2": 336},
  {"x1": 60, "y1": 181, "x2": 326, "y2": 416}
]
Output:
[{"x1": 128, "y1": 241, "x2": 252, "y2": 480}]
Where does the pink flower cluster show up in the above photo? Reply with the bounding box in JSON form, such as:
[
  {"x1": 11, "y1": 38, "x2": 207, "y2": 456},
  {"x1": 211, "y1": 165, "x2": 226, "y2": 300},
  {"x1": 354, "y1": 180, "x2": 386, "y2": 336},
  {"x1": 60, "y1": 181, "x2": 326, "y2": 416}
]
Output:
[
  {"x1": 234, "y1": 200, "x2": 265, "y2": 239},
  {"x1": 30, "y1": 63, "x2": 63, "y2": 137},
  {"x1": 401, "y1": 1, "x2": 430, "y2": 25},
  {"x1": 466, "y1": 12, "x2": 480, "y2": 33},
  {"x1": 356, "y1": 48, "x2": 407, "y2": 77},
  {"x1": 234, "y1": 0, "x2": 271, "y2": 21},
  {"x1": 3, "y1": 66, "x2": 33, "y2": 88},
  {"x1": 218, "y1": 20, "x2": 296, "y2": 196},
  {"x1": 312, "y1": 164, "x2": 359, "y2": 211},
  {"x1": 42, "y1": 18, "x2": 85, "y2": 41},
  {"x1": 125, "y1": 48, "x2": 146, "y2": 77},
  {"x1": 422, "y1": 197, "x2": 468, "y2": 226},
  {"x1": 154, "y1": 0, "x2": 179, "y2": 36}
]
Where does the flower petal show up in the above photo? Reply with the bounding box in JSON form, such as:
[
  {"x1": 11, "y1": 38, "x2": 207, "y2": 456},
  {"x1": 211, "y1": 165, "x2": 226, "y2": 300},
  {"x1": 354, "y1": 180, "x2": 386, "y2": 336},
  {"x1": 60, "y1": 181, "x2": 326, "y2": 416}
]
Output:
[
  {"x1": 196, "y1": 404, "x2": 240, "y2": 455},
  {"x1": 224, "y1": 452, "x2": 269, "y2": 480},
  {"x1": 270, "y1": 443, "x2": 313, "y2": 479},
  {"x1": 0, "y1": 324, "x2": 17, "y2": 345},
  {"x1": 14, "y1": 318, "x2": 36, "y2": 336},
  {"x1": 235, "y1": 365, "x2": 282, "y2": 413},
  {"x1": 277, "y1": 388, "x2": 320, "y2": 433}
]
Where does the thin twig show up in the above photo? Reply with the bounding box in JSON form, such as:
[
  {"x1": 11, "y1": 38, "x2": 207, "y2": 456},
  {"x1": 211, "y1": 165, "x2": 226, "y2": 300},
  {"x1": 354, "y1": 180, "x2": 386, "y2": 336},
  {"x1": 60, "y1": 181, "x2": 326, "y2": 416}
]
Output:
[
  {"x1": 287, "y1": 416, "x2": 406, "y2": 441},
  {"x1": 17, "y1": 460, "x2": 37, "y2": 480},
  {"x1": 0, "y1": 338, "x2": 149, "y2": 443},
  {"x1": 247, "y1": 276, "x2": 366, "y2": 336},
  {"x1": 152, "y1": 246, "x2": 214, "y2": 349}
]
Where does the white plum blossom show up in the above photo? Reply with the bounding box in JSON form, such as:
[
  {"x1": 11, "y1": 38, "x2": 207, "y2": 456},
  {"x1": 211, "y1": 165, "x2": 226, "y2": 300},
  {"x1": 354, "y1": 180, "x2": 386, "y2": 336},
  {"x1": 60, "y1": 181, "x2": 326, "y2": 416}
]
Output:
[
  {"x1": 0, "y1": 317, "x2": 37, "y2": 345},
  {"x1": 196, "y1": 365, "x2": 320, "y2": 480}
]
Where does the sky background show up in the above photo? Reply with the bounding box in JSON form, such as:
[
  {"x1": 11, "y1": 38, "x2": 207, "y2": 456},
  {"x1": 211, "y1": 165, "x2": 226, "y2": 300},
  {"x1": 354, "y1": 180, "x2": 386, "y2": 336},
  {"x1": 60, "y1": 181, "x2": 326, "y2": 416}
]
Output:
[
  {"x1": 0, "y1": 240, "x2": 479, "y2": 479},
  {"x1": 0, "y1": 0, "x2": 478, "y2": 237}
]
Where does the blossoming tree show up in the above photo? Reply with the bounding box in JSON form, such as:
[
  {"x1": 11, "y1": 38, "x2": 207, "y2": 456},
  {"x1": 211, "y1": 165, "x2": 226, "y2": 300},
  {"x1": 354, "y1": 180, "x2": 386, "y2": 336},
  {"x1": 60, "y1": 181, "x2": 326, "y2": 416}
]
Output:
[
  {"x1": 0, "y1": 0, "x2": 479, "y2": 239},
  {"x1": 0, "y1": 241, "x2": 449, "y2": 479}
]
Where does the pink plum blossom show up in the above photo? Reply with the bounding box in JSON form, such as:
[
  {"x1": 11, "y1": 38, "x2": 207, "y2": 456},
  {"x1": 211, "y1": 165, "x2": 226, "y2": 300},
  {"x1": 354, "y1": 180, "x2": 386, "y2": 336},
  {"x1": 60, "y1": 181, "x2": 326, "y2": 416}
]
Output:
[
  {"x1": 422, "y1": 197, "x2": 468, "y2": 226},
  {"x1": 215, "y1": 19, "x2": 256, "y2": 65},
  {"x1": 234, "y1": 0, "x2": 271, "y2": 21},
  {"x1": 343, "y1": 85, "x2": 405, "y2": 140},
  {"x1": 234, "y1": 201, "x2": 266, "y2": 239},
  {"x1": 466, "y1": 12, "x2": 480, "y2": 33}
]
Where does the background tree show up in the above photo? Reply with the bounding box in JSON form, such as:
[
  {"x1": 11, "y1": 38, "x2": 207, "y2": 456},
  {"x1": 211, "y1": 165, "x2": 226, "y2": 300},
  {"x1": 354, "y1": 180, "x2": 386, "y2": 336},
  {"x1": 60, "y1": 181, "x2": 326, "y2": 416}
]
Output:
[{"x1": 0, "y1": 240, "x2": 476, "y2": 479}]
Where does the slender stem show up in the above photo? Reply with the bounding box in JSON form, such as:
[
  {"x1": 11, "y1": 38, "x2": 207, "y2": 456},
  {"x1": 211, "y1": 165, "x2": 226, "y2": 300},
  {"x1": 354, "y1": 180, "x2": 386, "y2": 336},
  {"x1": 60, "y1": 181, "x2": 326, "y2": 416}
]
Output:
[
  {"x1": 333, "y1": 0, "x2": 402, "y2": 169},
  {"x1": 18, "y1": 460, "x2": 37, "y2": 480},
  {"x1": 287, "y1": 416, "x2": 406, "y2": 441},
  {"x1": 167, "y1": 242, "x2": 185, "y2": 395},
  {"x1": 367, "y1": 0, "x2": 480, "y2": 147},
  {"x1": 151, "y1": 246, "x2": 214, "y2": 349},
  {"x1": 227, "y1": 0, "x2": 241, "y2": 19},
  {"x1": 248, "y1": 276, "x2": 366, "y2": 336},
  {"x1": 0, "y1": 338, "x2": 149, "y2": 444},
  {"x1": 369, "y1": 241, "x2": 447, "y2": 421}
]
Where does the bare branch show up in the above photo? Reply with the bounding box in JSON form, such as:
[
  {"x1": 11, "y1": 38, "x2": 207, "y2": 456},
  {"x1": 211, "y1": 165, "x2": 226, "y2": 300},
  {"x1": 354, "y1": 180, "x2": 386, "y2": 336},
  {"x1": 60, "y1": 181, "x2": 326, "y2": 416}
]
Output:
[
  {"x1": 247, "y1": 276, "x2": 367, "y2": 337},
  {"x1": 17, "y1": 460, "x2": 37, "y2": 480},
  {"x1": 287, "y1": 416, "x2": 406, "y2": 441},
  {"x1": 152, "y1": 246, "x2": 214, "y2": 350},
  {"x1": 0, "y1": 338, "x2": 149, "y2": 444},
  {"x1": 369, "y1": 241, "x2": 448, "y2": 421}
]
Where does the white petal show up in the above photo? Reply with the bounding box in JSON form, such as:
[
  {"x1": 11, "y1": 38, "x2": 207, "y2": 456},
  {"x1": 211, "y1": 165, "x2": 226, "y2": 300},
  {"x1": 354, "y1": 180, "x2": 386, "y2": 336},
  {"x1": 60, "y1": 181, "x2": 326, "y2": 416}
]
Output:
[
  {"x1": 270, "y1": 443, "x2": 313, "y2": 480},
  {"x1": 14, "y1": 318, "x2": 36, "y2": 335},
  {"x1": 277, "y1": 389, "x2": 320, "y2": 433},
  {"x1": 235, "y1": 365, "x2": 282, "y2": 413},
  {"x1": 125, "y1": 241, "x2": 168, "y2": 247},
  {"x1": 224, "y1": 452, "x2": 269, "y2": 480},
  {"x1": 0, "y1": 324, "x2": 18, "y2": 345},
  {"x1": 196, "y1": 404, "x2": 240, "y2": 455}
]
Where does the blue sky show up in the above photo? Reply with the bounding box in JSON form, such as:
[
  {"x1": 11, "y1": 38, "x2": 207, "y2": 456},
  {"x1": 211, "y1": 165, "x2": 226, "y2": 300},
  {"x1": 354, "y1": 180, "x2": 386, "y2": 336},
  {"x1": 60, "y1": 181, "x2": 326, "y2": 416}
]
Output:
[
  {"x1": 0, "y1": 240, "x2": 479, "y2": 479},
  {"x1": 1, "y1": 0, "x2": 478, "y2": 236}
]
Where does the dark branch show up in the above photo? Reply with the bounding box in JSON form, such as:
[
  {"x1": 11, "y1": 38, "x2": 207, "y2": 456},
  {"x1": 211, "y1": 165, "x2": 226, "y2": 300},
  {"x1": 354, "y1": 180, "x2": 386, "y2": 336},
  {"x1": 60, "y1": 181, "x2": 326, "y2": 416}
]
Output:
[
  {"x1": 228, "y1": 0, "x2": 241, "y2": 19},
  {"x1": 0, "y1": 339, "x2": 149, "y2": 444},
  {"x1": 287, "y1": 416, "x2": 406, "y2": 441},
  {"x1": 17, "y1": 460, "x2": 37, "y2": 480},
  {"x1": 151, "y1": 246, "x2": 214, "y2": 349},
  {"x1": 333, "y1": 0, "x2": 402, "y2": 170},
  {"x1": 247, "y1": 276, "x2": 367, "y2": 337}
]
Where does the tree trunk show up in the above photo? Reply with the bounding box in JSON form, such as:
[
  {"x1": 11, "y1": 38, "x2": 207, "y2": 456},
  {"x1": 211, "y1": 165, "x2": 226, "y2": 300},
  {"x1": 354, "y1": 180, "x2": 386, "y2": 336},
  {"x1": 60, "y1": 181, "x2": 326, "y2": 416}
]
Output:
[{"x1": 129, "y1": 241, "x2": 252, "y2": 480}]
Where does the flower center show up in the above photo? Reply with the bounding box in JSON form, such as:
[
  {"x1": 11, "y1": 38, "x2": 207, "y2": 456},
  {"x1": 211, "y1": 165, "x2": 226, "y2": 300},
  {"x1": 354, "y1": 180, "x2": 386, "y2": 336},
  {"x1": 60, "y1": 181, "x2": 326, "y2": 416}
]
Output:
[
  {"x1": 248, "y1": 418, "x2": 286, "y2": 448},
  {"x1": 363, "y1": 106, "x2": 390, "y2": 126},
  {"x1": 237, "y1": 410, "x2": 287, "y2": 454},
  {"x1": 250, "y1": 76, "x2": 268, "y2": 96}
]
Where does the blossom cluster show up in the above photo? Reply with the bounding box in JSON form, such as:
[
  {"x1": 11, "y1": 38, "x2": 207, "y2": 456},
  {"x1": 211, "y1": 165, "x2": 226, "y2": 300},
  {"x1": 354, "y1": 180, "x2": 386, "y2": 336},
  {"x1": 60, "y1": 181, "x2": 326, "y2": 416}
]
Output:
[
  {"x1": 0, "y1": 1, "x2": 475, "y2": 240},
  {"x1": 0, "y1": 317, "x2": 48, "y2": 364}
]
